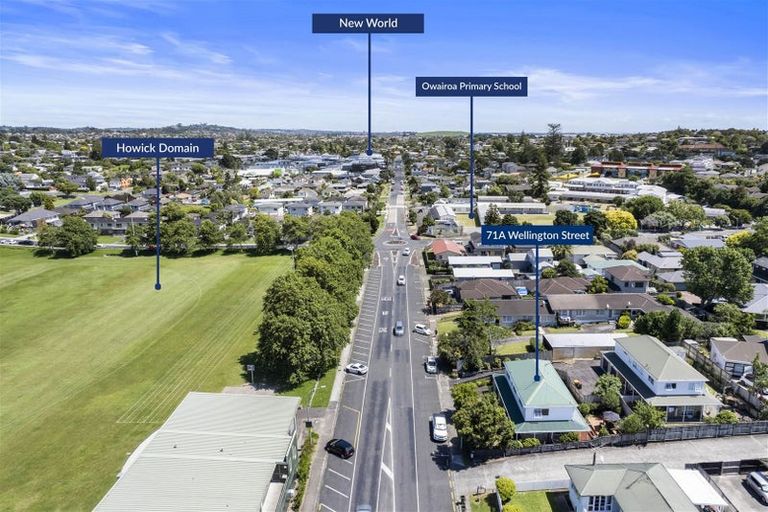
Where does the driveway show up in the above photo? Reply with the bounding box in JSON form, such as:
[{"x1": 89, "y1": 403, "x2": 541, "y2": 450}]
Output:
[{"x1": 452, "y1": 434, "x2": 768, "y2": 497}]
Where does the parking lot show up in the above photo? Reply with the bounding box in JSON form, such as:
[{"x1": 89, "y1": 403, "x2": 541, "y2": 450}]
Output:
[{"x1": 713, "y1": 474, "x2": 768, "y2": 511}]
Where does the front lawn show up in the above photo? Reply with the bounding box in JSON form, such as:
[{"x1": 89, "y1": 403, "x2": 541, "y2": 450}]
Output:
[
  {"x1": 279, "y1": 367, "x2": 336, "y2": 408},
  {"x1": 437, "y1": 312, "x2": 461, "y2": 335}
]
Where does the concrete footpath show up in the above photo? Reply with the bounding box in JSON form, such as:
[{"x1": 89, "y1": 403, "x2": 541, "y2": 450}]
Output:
[{"x1": 453, "y1": 434, "x2": 768, "y2": 497}]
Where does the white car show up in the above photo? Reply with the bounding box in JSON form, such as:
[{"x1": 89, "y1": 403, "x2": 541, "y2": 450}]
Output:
[
  {"x1": 402, "y1": 247, "x2": 411, "y2": 256},
  {"x1": 414, "y1": 324, "x2": 432, "y2": 336},
  {"x1": 397, "y1": 275, "x2": 406, "y2": 286},
  {"x1": 345, "y1": 363, "x2": 368, "y2": 375},
  {"x1": 425, "y1": 356, "x2": 438, "y2": 374},
  {"x1": 431, "y1": 414, "x2": 448, "y2": 442}
]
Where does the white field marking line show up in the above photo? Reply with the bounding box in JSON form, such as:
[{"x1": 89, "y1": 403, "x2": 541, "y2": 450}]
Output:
[
  {"x1": 328, "y1": 468, "x2": 351, "y2": 481},
  {"x1": 346, "y1": 261, "x2": 384, "y2": 512},
  {"x1": 375, "y1": 398, "x2": 392, "y2": 511},
  {"x1": 320, "y1": 503, "x2": 338, "y2": 512},
  {"x1": 403, "y1": 261, "x2": 421, "y2": 512},
  {"x1": 325, "y1": 485, "x2": 349, "y2": 499}
]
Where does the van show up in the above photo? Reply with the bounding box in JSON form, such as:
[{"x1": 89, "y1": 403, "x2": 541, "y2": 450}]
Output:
[
  {"x1": 394, "y1": 321, "x2": 404, "y2": 336},
  {"x1": 746, "y1": 471, "x2": 768, "y2": 504}
]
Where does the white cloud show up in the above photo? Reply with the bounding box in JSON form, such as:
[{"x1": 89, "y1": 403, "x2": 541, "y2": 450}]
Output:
[{"x1": 161, "y1": 33, "x2": 231, "y2": 65}]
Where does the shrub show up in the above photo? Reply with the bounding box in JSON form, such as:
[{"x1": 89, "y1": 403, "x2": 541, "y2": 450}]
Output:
[
  {"x1": 704, "y1": 410, "x2": 738, "y2": 425},
  {"x1": 598, "y1": 425, "x2": 610, "y2": 437},
  {"x1": 513, "y1": 320, "x2": 534, "y2": 334},
  {"x1": 496, "y1": 477, "x2": 516, "y2": 503},
  {"x1": 558, "y1": 432, "x2": 579, "y2": 443},
  {"x1": 618, "y1": 413, "x2": 644, "y2": 434},
  {"x1": 657, "y1": 294, "x2": 675, "y2": 306},
  {"x1": 509, "y1": 440, "x2": 523, "y2": 449},
  {"x1": 616, "y1": 314, "x2": 631, "y2": 329},
  {"x1": 521, "y1": 437, "x2": 541, "y2": 448},
  {"x1": 291, "y1": 430, "x2": 319, "y2": 511},
  {"x1": 578, "y1": 402, "x2": 597, "y2": 416}
]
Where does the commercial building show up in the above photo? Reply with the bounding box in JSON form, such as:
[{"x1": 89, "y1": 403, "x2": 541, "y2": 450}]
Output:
[{"x1": 95, "y1": 392, "x2": 301, "y2": 512}]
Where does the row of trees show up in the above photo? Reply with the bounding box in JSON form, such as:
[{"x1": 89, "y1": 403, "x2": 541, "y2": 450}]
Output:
[{"x1": 255, "y1": 212, "x2": 374, "y2": 385}]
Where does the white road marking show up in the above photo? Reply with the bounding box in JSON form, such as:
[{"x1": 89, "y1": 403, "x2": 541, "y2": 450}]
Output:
[
  {"x1": 320, "y1": 503, "x2": 338, "y2": 512},
  {"x1": 325, "y1": 485, "x2": 349, "y2": 499},
  {"x1": 328, "y1": 468, "x2": 351, "y2": 481},
  {"x1": 403, "y1": 264, "x2": 422, "y2": 512},
  {"x1": 381, "y1": 463, "x2": 394, "y2": 480}
]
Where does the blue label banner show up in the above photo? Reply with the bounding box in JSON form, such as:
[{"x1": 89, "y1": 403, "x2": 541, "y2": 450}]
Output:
[
  {"x1": 416, "y1": 77, "x2": 528, "y2": 97},
  {"x1": 482, "y1": 225, "x2": 594, "y2": 246},
  {"x1": 312, "y1": 13, "x2": 424, "y2": 33},
  {"x1": 102, "y1": 138, "x2": 215, "y2": 158}
]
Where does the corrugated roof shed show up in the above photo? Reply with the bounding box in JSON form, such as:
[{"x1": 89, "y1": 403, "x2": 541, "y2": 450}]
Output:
[{"x1": 95, "y1": 392, "x2": 300, "y2": 512}]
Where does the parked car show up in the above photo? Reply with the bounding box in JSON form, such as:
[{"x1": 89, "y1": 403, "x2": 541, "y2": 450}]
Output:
[
  {"x1": 402, "y1": 247, "x2": 411, "y2": 256},
  {"x1": 414, "y1": 323, "x2": 432, "y2": 336},
  {"x1": 393, "y1": 321, "x2": 404, "y2": 336},
  {"x1": 325, "y1": 439, "x2": 355, "y2": 459},
  {"x1": 431, "y1": 414, "x2": 448, "y2": 442},
  {"x1": 738, "y1": 374, "x2": 768, "y2": 398},
  {"x1": 746, "y1": 471, "x2": 768, "y2": 504},
  {"x1": 425, "y1": 356, "x2": 438, "y2": 374},
  {"x1": 397, "y1": 275, "x2": 406, "y2": 286},
  {"x1": 345, "y1": 363, "x2": 368, "y2": 375}
]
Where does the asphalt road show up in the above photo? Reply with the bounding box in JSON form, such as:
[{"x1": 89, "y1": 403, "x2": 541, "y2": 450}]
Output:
[{"x1": 317, "y1": 171, "x2": 453, "y2": 512}]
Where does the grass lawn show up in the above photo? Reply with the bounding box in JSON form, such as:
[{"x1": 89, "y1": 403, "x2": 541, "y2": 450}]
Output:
[
  {"x1": 544, "y1": 326, "x2": 582, "y2": 333},
  {"x1": 508, "y1": 491, "x2": 561, "y2": 511},
  {"x1": 456, "y1": 213, "x2": 479, "y2": 228},
  {"x1": 496, "y1": 341, "x2": 529, "y2": 356},
  {"x1": 279, "y1": 367, "x2": 336, "y2": 408},
  {"x1": 515, "y1": 213, "x2": 556, "y2": 225},
  {"x1": 97, "y1": 235, "x2": 124, "y2": 244},
  {"x1": 0, "y1": 248, "x2": 291, "y2": 511},
  {"x1": 436, "y1": 312, "x2": 461, "y2": 335}
]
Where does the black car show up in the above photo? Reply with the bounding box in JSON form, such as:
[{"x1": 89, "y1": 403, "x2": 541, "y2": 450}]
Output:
[{"x1": 325, "y1": 438, "x2": 355, "y2": 459}]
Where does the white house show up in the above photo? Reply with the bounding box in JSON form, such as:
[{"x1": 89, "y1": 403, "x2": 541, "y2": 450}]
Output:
[
  {"x1": 602, "y1": 335, "x2": 721, "y2": 422},
  {"x1": 710, "y1": 336, "x2": 768, "y2": 378}
]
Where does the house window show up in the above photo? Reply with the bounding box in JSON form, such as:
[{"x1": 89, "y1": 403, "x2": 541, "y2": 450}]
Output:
[
  {"x1": 665, "y1": 383, "x2": 677, "y2": 390},
  {"x1": 648, "y1": 376, "x2": 654, "y2": 384},
  {"x1": 689, "y1": 382, "x2": 702, "y2": 392},
  {"x1": 588, "y1": 495, "x2": 612, "y2": 511},
  {"x1": 533, "y1": 408, "x2": 549, "y2": 418}
]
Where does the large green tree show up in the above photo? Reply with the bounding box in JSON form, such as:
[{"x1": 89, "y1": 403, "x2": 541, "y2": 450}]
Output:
[
  {"x1": 252, "y1": 214, "x2": 281, "y2": 255},
  {"x1": 452, "y1": 393, "x2": 516, "y2": 450},
  {"x1": 38, "y1": 216, "x2": 97, "y2": 257},
  {"x1": 583, "y1": 210, "x2": 608, "y2": 238},
  {"x1": 623, "y1": 196, "x2": 664, "y2": 222},
  {"x1": 484, "y1": 203, "x2": 502, "y2": 225},
  {"x1": 594, "y1": 374, "x2": 622, "y2": 412},
  {"x1": 554, "y1": 210, "x2": 579, "y2": 225},
  {"x1": 682, "y1": 246, "x2": 753, "y2": 306},
  {"x1": 197, "y1": 219, "x2": 223, "y2": 251},
  {"x1": 528, "y1": 151, "x2": 550, "y2": 199}
]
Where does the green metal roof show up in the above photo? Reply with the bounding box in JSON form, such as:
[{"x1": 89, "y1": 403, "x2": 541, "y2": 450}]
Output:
[
  {"x1": 493, "y1": 374, "x2": 589, "y2": 434},
  {"x1": 565, "y1": 463, "x2": 698, "y2": 512},
  {"x1": 617, "y1": 335, "x2": 705, "y2": 382},
  {"x1": 503, "y1": 359, "x2": 577, "y2": 407}
]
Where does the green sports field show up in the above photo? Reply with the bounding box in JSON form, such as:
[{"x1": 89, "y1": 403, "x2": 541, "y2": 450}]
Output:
[{"x1": 0, "y1": 248, "x2": 291, "y2": 511}]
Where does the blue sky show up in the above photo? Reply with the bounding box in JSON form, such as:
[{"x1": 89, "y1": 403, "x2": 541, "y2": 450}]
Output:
[{"x1": 1, "y1": 0, "x2": 766, "y2": 132}]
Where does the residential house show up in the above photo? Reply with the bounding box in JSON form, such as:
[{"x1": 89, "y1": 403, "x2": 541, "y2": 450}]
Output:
[
  {"x1": 742, "y1": 283, "x2": 768, "y2": 326},
  {"x1": 430, "y1": 239, "x2": 466, "y2": 262},
  {"x1": 710, "y1": 336, "x2": 768, "y2": 378},
  {"x1": 569, "y1": 245, "x2": 618, "y2": 266},
  {"x1": 528, "y1": 277, "x2": 589, "y2": 296},
  {"x1": 84, "y1": 210, "x2": 121, "y2": 234},
  {"x1": 636, "y1": 250, "x2": 683, "y2": 274},
  {"x1": 427, "y1": 203, "x2": 462, "y2": 237},
  {"x1": 447, "y1": 256, "x2": 503, "y2": 270},
  {"x1": 670, "y1": 237, "x2": 725, "y2": 250},
  {"x1": 493, "y1": 299, "x2": 556, "y2": 327},
  {"x1": 753, "y1": 256, "x2": 768, "y2": 283},
  {"x1": 452, "y1": 268, "x2": 517, "y2": 282},
  {"x1": 601, "y1": 335, "x2": 721, "y2": 422},
  {"x1": 546, "y1": 293, "x2": 670, "y2": 324},
  {"x1": 457, "y1": 279, "x2": 518, "y2": 302},
  {"x1": 493, "y1": 359, "x2": 590, "y2": 441},
  {"x1": 565, "y1": 463, "x2": 726, "y2": 512},
  {"x1": 96, "y1": 197, "x2": 125, "y2": 211},
  {"x1": 341, "y1": 198, "x2": 367, "y2": 213},
  {"x1": 317, "y1": 201, "x2": 343, "y2": 215},
  {"x1": 6, "y1": 208, "x2": 61, "y2": 228},
  {"x1": 656, "y1": 270, "x2": 687, "y2": 291},
  {"x1": 125, "y1": 197, "x2": 151, "y2": 212},
  {"x1": 65, "y1": 195, "x2": 103, "y2": 211},
  {"x1": 468, "y1": 232, "x2": 506, "y2": 257},
  {"x1": 285, "y1": 202, "x2": 314, "y2": 217},
  {"x1": 252, "y1": 202, "x2": 285, "y2": 219},
  {"x1": 604, "y1": 265, "x2": 651, "y2": 293},
  {"x1": 223, "y1": 204, "x2": 249, "y2": 222}
]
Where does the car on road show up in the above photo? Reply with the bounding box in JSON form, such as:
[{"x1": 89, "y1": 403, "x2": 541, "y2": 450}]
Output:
[
  {"x1": 325, "y1": 438, "x2": 355, "y2": 459},
  {"x1": 355, "y1": 506, "x2": 372, "y2": 512},
  {"x1": 397, "y1": 275, "x2": 406, "y2": 286},
  {"x1": 393, "y1": 321, "x2": 404, "y2": 336},
  {"x1": 414, "y1": 323, "x2": 432, "y2": 336},
  {"x1": 410, "y1": 234, "x2": 420, "y2": 240},
  {"x1": 425, "y1": 356, "x2": 438, "y2": 374},
  {"x1": 345, "y1": 363, "x2": 368, "y2": 375},
  {"x1": 402, "y1": 247, "x2": 411, "y2": 256},
  {"x1": 431, "y1": 414, "x2": 448, "y2": 442},
  {"x1": 746, "y1": 471, "x2": 768, "y2": 504}
]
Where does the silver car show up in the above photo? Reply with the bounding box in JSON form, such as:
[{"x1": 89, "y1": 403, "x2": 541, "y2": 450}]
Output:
[
  {"x1": 747, "y1": 472, "x2": 768, "y2": 504},
  {"x1": 431, "y1": 414, "x2": 448, "y2": 442}
]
